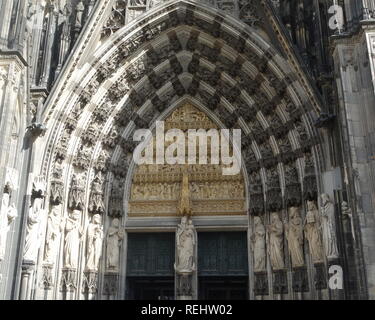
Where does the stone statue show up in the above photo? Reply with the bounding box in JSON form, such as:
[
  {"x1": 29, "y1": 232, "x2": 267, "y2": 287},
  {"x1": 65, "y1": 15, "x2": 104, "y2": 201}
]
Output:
[
  {"x1": 68, "y1": 173, "x2": 85, "y2": 210},
  {"x1": 342, "y1": 201, "x2": 355, "y2": 242},
  {"x1": 321, "y1": 194, "x2": 339, "y2": 260},
  {"x1": 75, "y1": 1, "x2": 85, "y2": 28},
  {"x1": 252, "y1": 216, "x2": 266, "y2": 272},
  {"x1": 23, "y1": 199, "x2": 43, "y2": 262},
  {"x1": 86, "y1": 214, "x2": 104, "y2": 271},
  {"x1": 106, "y1": 218, "x2": 125, "y2": 272},
  {"x1": 44, "y1": 205, "x2": 63, "y2": 265},
  {"x1": 267, "y1": 212, "x2": 285, "y2": 270},
  {"x1": 89, "y1": 173, "x2": 105, "y2": 214},
  {"x1": 304, "y1": 201, "x2": 324, "y2": 264},
  {"x1": 178, "y1": 169, "x2": 192, "y2": 217},
  {"x1": 64, "y1": 210, "x2": 83, "y2": 269},
  {"x1": 175, "y1": 217, "x2": 196, "y2": 274},
  {"x1": 23, "y1": 177, "x2": 46, "y2": 262},
  {"x1": 285, "y1": 207, "x2": 304, "y2": 268},
  {"x1": 0, "y1": 191, "x2": 17, "y2": 261}
]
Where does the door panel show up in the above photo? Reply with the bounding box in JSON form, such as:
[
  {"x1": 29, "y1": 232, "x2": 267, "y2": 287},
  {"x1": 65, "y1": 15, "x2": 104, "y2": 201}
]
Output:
[
  {"x1": 127, "y1": 233, "x2": 175, "y2": 277},
  {"x1": 199, "y1": 277, "x2": 249, "y2": 300},
  {"x1": 198, "y1": 232, "x2": 248, "y2": 276}
]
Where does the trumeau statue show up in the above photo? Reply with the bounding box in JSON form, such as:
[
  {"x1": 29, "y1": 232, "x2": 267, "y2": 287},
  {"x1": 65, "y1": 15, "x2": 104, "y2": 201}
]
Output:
[
  {"x1": 44, "y1": 205, "x2": 64, "y2": 265},
  {"x1": 285, "y1": 207, "x2": 304, "y2": 268},
  {"x1": 64, "y1": 210, "x2": 83, "y2": 269},
  {"x1": 86, "y1": 214, "x2": 104, "y2": 272},
  {"x1": 0, "y1": 187, "x2": 17, "y2": 261},
  {"x1": 321, "y1": 194, "x2": 339, "y2": 260},
  {"x1": 106, "y1": 218, "x2": 125, "y2": 272},
  {"x1": 267, "y1": 212, "x2": 285, "y2": 271},
  {"x1": 304, "y1": 201, "x2": 324, "y2": 264},
  {"x1": 23, "y1": 177, "x2": 47, "y2": 263},
  {"x1": 175, "y1": 216, "x2": 196, "y2": 274},
  {"x1": 252, "y1": 216, "x2": 266, "y2": 272}
]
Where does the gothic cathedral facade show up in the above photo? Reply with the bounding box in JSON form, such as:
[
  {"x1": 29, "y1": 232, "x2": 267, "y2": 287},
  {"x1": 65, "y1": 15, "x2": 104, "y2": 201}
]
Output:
[{"x1": 0, "y1": 0, "x2": 375, "y2": 300}]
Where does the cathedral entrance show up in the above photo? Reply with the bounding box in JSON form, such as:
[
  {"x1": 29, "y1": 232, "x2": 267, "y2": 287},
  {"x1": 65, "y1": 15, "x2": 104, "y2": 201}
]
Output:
[
  {"x1": 126, "y1": 233, "x2": 175, "y2": 300},
  {"x1": 198, "y1": 232, "x2": 249, "y2": 300}
]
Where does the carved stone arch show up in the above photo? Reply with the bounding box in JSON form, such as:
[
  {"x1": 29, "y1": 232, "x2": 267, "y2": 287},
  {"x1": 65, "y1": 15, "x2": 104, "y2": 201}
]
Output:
[{"x1": 32, "y1": 0, "x2": 328, "y2": 300}]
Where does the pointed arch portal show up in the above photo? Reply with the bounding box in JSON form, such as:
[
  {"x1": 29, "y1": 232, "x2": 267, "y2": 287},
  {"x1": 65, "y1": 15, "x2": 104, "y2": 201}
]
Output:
[{"x1": 25, "y1": 0, "x2": 330, "y2": 300}]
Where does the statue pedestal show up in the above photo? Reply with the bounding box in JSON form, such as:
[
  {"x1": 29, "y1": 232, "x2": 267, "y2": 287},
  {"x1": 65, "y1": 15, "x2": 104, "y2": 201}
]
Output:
[{"x1": 176, "y1": 273, "x2": 194, "y2": 300}]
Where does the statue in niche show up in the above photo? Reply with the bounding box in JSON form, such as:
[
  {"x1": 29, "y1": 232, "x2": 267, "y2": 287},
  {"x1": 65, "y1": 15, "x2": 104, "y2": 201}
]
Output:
[
  {"x1": 342, "y1": 201, "x2": 355, "y2": 242},
  {"x1": 44, "y1": 205, "x2": 64, "y2": 265},
  {"x1": 50, "y1": 158, "x2": 64, "y2": 205},
  {"x1": 106, "y1": 218, "x2": 125, "y2": 272},
  {"x1": 175, "y1": 216, "x2": 196, "y2": 274},
  {"x1": 285, "y1": 207, "x2": 304, "y2": 268},
  {"x1": 68, "y1": 173, "x2": 85, "y2": 210},
  {"x1": 0, "y1": 187, "x2": 17, "y2": 261},
  {"x1": 252, "y1": 216, "x2": 266, "y2": 272},
  {"x1": 89, "y1": 173, "x2": 105, "y2": 214},
  {"x1": 304, "y1": 201, "x2": 324, "y2": 264},
  {"x1": 321, "y1": 194, "x2": 339, "y2": 259},
  {"x1": 64, "y1": 210, "x2": 83, "y2": 269},
  {"x1": 75, "y1": 1, "x2": 85, "y2": 28},
  {"x1": 24, "y1": 177, "x2": 46, "y2": 262},
  {"x1": 178, "y1": 169, "x2": 192, "y2": 217},
  {"x1": 267, "y1": 212, "x2": 285, "y2": 270},
  {"x1": 86, "y1": 214, "x2": 104, "y2": 271}
]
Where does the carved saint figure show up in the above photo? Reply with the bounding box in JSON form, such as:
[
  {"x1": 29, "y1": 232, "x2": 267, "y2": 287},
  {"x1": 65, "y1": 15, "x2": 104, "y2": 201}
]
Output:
[
  {"x1": 0, "y1": 191, "x2": 17, "y2": 261},
  {"x1": 24, "y1": 177, "x2": 46, "y2": 262},
  {"x1": 86, "y1": 214, "x2": 104, "y2": 271},
  {"x1": 64, "y1": 210, "x2": 83, "y2": 269},
  {"x1": 304, "y1": 201, "x2": 324, "y2": 264},
  {"x1": 44, "y1": 205, "x2": 63, "y2": 264},
  {"x1": 106, "y1": 218, "x2": 125, "y2": 272},
  {"x1": 252, "y1": 216, "x2": 266, "y2": 272},
  {"x1": 75, "y1": 1, "x2": 85, "y2": 27},
  {"x1": 267, "y1": 212, "x2": 285, "y2": 270},
  {"x1": 175, "y1": 217, "x2": 196, "y2": 274},
  {"x1": 285, "y1": 207, "x2": 304, "y2": 268},
  {"x1": 342, "y1": 201, "x2": 355, "y2": 242},
  {"x1": 321, "y1": 194, "x2": 339, "y2": 259}
]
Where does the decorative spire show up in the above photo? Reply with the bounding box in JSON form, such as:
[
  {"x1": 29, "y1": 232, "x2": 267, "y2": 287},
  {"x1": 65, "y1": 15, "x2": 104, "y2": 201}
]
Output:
[{"x1": 178, "y1": 166, "x2": 192, "y2": 217}]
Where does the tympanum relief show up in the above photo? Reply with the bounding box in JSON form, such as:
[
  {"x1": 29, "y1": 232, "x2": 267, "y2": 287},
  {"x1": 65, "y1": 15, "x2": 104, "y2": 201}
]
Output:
[{"x1": 128, "y1": 104, "x2": 246, "y2": 217}]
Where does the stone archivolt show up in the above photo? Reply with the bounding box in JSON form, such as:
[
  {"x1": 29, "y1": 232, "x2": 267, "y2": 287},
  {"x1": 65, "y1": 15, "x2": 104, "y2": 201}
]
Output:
[{"x1": 33, "y1": 1, "x2": 325, "y2": 299}]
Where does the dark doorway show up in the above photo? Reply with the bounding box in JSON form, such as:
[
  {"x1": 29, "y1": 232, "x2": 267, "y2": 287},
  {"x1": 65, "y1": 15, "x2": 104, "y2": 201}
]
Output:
[
  {"x1": 126, "y1": 233, "x2": 175, "y2": 300},
  {"x1": 127, "y1": 277, "x2": 175, "y2": 300},
  {"x1": 199, "y1": 277, "x2": 249, "y2": 300},
  {"x1": 198, "y1": 232, "x2": 249, "y2": 300}
]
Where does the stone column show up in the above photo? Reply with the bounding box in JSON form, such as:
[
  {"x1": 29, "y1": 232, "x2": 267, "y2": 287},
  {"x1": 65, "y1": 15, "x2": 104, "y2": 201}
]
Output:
[{"x1": 19, "y1": 262, "x2": 35, "y2": 300}]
